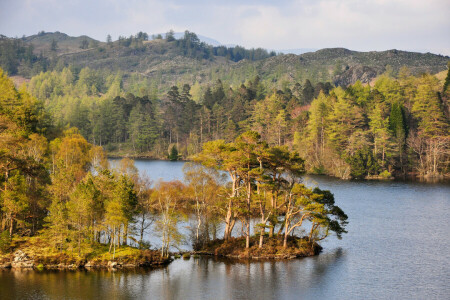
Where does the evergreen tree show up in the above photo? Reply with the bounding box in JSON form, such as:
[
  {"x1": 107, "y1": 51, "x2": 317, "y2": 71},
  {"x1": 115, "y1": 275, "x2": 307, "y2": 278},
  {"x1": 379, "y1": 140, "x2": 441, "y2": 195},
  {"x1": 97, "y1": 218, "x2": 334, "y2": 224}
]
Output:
[{"x1": 168, "y1": 145, "x2": 179, "y2": 161}]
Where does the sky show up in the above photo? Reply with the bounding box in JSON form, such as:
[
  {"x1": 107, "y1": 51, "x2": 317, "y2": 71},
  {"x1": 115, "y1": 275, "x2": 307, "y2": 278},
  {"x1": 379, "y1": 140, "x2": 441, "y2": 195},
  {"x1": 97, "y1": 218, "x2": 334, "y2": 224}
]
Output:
[{"x1": 0, "y1": 0, "x2": 449, "y2": 55}]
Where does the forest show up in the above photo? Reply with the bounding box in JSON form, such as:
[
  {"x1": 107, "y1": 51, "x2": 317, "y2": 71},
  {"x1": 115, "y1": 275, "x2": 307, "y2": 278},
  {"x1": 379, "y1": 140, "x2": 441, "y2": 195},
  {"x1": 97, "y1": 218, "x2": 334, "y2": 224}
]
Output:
[
  {"x1": 24, "y1": 63, "x2": 450, "y2": 179},
  {"x1": 0, "y1": 68, "x2": 347, "y2": 262},
  {"x1": 0, "y1": 44, "x2": 449, "y2": 266}
]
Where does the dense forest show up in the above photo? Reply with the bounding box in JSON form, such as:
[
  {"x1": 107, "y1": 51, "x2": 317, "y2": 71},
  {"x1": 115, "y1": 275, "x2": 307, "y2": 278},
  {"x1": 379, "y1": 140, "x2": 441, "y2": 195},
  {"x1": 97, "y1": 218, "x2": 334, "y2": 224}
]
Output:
[
  {"x1": 0, "y1": 68, "x2": 347, "y2": 261},
  {"x1": 24, "y1": 63, "x2": 450, "y2": 179}
]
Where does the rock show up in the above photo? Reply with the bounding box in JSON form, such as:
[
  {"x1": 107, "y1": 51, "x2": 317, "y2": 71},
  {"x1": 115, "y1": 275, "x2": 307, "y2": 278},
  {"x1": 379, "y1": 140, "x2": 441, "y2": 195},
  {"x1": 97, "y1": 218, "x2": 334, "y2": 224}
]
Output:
[
  {"x1": 13, "y1": 250, "x2": 28, "y2": 262},
  {"x1": 11, "y1": 250, "x2": 34, "y2": 268},
  {"x1": 44, "y1": 264, "x2": 59, "y2": 269},
  {"x1": 334, "y1": 65, "x2": 378, "y2": 87},
  {"x1": 107, "y1": 261, "x2": 118, "y2": 268},
  {"x1": 84, "y1": 261, "x2": 94, "y2": 268},
  {"x1": 11, "y1": 261, "x2": 34, "y2": 268}
]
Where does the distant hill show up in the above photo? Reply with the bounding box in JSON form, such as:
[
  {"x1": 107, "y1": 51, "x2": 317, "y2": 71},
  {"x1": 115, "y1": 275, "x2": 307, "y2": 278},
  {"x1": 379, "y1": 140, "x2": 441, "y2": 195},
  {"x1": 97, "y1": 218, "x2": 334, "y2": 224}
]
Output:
[
  {"x1": 24, "y1": 31, "x2": 101, "y2": 54},
  {"x1": 0, "y1": 31, "x2": 448, "y2": 90}
]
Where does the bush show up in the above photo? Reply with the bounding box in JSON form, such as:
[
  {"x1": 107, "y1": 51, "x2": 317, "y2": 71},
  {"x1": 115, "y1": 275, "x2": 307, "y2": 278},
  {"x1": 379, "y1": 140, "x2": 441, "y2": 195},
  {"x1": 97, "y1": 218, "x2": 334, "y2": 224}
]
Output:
[{"x1": 379, "y1": 170, "x2": 392, "y2": 179}]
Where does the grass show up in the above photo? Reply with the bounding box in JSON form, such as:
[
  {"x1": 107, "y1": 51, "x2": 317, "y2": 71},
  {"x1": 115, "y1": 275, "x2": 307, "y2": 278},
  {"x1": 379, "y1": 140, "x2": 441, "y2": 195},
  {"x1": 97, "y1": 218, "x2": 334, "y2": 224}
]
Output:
[{"x1": 0, "y1": 235, "x2": 168, "y2": 267}]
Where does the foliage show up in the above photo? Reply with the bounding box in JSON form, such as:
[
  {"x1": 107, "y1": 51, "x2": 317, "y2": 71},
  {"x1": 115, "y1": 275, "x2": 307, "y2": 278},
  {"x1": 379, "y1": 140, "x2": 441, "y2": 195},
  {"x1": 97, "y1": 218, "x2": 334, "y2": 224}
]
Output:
[{"x1": 168, "y1": 145, "x2": 179, "y2": 161}]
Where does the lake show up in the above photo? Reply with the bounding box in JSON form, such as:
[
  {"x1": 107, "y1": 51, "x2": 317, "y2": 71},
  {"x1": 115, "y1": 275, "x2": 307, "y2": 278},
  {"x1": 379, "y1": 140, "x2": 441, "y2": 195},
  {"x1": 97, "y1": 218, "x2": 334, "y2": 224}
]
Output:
[{"x1": 1, "y1": 159, "x2": 449, "y2": 300}]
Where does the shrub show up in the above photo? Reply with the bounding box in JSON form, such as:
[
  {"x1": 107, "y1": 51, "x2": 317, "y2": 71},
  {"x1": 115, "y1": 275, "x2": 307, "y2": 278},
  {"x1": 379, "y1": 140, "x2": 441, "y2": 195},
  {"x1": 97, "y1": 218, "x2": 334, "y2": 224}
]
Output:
[{"x1": 379, "y1": 170, "x2": 392, "y2": 179}]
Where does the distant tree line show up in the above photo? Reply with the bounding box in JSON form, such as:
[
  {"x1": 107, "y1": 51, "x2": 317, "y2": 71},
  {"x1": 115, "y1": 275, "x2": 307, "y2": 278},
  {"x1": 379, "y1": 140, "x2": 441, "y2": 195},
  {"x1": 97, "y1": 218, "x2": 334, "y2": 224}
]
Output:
[
  {"x1": 172, "y1": 30, "x2": 276, "y2": 61},
  {"x1": 107, "y1": 30, "x2": 276, "y2": 62},
  {"x1": 0, "y1": 36, "x2": 48, "y2": 76}
]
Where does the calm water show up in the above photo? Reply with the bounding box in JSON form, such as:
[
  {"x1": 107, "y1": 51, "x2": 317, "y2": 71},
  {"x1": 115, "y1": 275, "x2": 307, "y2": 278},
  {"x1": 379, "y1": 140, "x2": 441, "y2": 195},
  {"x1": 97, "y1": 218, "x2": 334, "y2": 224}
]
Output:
[{"x1": 1, "y1": 160, "x2": 449, "y2": 300}]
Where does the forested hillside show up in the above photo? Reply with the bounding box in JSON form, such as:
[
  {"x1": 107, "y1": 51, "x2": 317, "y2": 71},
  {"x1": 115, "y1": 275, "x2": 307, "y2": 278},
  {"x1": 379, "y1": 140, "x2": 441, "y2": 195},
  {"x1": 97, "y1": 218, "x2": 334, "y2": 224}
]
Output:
[
  {"x1": 1, "y1": 30, "x2": 448, "y2": 179},
  {"x1": 22, "y1": 62, "x2": 450, "y2": 179},
  {"x1": 1, "y1": 31, "x2": 448, "y2": 90}
]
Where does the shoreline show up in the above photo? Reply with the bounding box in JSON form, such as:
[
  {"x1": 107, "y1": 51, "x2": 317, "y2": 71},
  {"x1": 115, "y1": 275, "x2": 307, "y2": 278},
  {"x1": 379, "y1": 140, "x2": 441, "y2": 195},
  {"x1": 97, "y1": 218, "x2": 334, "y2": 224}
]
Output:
[
  {"x1": 0, "y1": 249, "x2": 173, "y2": 271},
  {"x1": 106, "y1": 156, "x2": 449, "y2": 183},
  {"x1": 0, "y1": 236, "x2": 322, "y2": 271}
]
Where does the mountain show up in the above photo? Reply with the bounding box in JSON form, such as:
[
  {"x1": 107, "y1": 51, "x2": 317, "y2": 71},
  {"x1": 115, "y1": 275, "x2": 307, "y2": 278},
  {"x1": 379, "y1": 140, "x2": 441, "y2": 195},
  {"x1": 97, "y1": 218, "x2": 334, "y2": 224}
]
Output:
[{"x1": 1, "y1": 32, "x2": 448, "y2": 90}]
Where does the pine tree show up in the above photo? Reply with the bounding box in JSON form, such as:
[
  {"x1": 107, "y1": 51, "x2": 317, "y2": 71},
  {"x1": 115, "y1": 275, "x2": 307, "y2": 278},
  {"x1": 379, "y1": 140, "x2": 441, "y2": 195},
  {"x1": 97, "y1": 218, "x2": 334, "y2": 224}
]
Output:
[{"x1": 168, "y1": 145, "x2": 179, "y2": 161}]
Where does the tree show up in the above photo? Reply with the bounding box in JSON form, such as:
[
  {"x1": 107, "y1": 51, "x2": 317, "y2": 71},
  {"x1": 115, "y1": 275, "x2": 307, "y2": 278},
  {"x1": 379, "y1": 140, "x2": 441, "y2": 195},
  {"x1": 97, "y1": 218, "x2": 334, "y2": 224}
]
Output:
[
  {"x1": 165, "y1": 30, "x2": 175, "y2": 42},
  {"x1": 411, "y1": 75, "x2": 449, "y2": 175},
  {"x1": 263, "y1": 146, "x2": 305, "y2": 238},
  {"x1": 195, "y1": 139, "x2": 241, "y2": 241},
  {"x1": 51, "y1": 39, "x2": 58, "y2": 52},
  {"x1": 183, "y1": 162, "x2": 222, "y2": 249},
  {"x1": 346, "y1": 147, "x2": 379, "y2": 178},
  {"x1": 67, "y1": 174, "x2": 99, "y2": 255},
  {"x1": 80, "y1": 38, "x2": 89, "y2": 49},
  {"x1": 282, "y1": 184, "x2": 347, "y2": 248},
  {"x1": 368, "y1": 102, "x2": 395, "y2": 169},
  {"x1": 151, "y1": 181, "x2": 184, "y2": 257},
  {"x1": 106, "y1": 34, "x2": 113, "y2": 47},
  {"x1": 1, "y1": 173, "x2": 28, "y2": 236},
  {"x1": 168, "y1": 145, "x2": 179, "y2": 161},
  {"x1": 389, "y1": 102, "x2": 407, "y2": 172}
]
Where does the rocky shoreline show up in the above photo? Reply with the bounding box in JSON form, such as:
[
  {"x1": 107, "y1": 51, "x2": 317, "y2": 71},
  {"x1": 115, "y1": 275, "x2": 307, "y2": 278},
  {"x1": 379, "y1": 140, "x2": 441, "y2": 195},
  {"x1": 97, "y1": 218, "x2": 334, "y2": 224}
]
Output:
[{"x1": 0, "y1": 250, "x2": 172, "y2": 271}]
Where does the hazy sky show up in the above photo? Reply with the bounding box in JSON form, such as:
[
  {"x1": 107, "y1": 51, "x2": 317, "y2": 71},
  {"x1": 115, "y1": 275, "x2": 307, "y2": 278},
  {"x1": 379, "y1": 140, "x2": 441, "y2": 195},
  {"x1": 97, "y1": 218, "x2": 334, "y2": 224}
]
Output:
[{"x1": 1, "y1": 0, "x2": 449, "y2": 55}]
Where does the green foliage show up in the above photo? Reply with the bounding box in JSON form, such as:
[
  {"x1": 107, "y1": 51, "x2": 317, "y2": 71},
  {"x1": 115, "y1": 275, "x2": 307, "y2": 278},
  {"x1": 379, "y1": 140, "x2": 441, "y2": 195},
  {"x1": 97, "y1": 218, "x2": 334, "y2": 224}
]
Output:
[
  {"x1": 379, "y1": 170, "x2": 392, "y2": 179},
  {"x1": 168, "y1": 145, "x2": 179, "y2": 161},
  {"x1": 346, "y1": 148, "x2": 380, "y2": 179},
  {"x1": 0, "y1": 36, "x2": 48, "y2": 76},
  {"x1": 389, "y1": 102, "x2": 407, "y2": 138}
]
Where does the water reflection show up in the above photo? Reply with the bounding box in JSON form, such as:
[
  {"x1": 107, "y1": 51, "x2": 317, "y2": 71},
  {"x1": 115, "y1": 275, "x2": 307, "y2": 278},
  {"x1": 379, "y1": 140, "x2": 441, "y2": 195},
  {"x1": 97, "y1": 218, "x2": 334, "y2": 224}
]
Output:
[
  {"x1": 0, "y1": 250, "x2": 345, "y2": 300},
  {"x1": 1, "y1": 161, "x2": 449, "y2": 299}
]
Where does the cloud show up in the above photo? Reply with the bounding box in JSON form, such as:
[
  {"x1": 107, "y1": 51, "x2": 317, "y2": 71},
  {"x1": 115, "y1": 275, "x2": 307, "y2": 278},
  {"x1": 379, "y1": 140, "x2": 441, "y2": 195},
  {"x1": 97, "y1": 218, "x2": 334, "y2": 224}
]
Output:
[{"x1": 0, "y1": 0, "x2": 449, "y2": 54}]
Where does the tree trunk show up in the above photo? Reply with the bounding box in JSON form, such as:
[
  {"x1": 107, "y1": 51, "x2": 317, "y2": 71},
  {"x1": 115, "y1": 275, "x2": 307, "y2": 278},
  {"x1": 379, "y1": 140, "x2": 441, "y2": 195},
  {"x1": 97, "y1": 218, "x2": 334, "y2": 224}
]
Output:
[
  {"x1": 139, "y1": 213, "x2": 145, "y2": 247},
  {"x1": 246, "y1": 179, "x2": 251, "y2": 249},
  {"x1": 259, "y1": 227, "x2": 264, "y2": 248},
  {"x1": 283, "y1": 231, "x2": 288, "y2": 248},
  {"x1": 123, "y1": 224, "x2": 128, "y2": 246},
  {"x1": 224, "y1": 201, "x2": 232, "y2": 240},
  {"x1": 9, "y1": 216, "x2": 14, "y2": 237}
]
